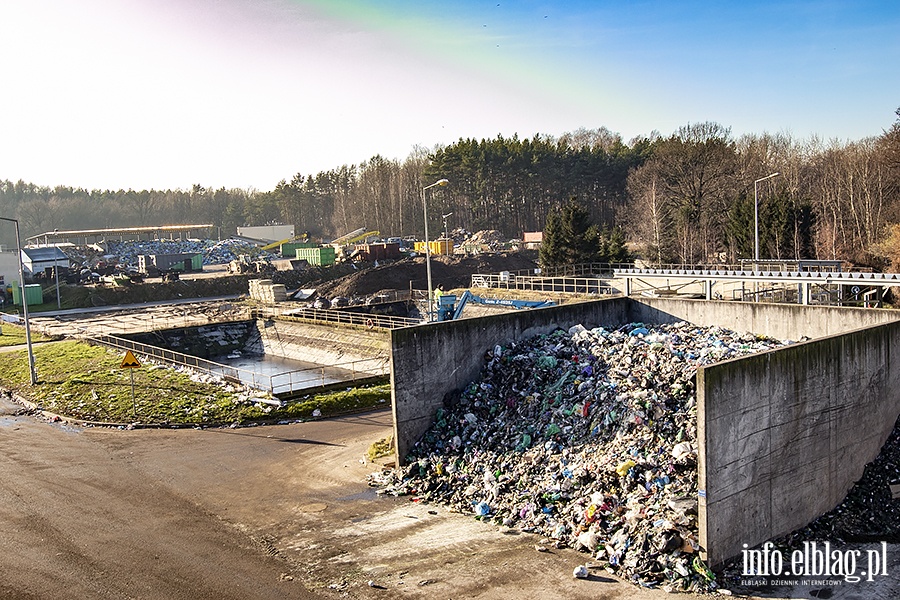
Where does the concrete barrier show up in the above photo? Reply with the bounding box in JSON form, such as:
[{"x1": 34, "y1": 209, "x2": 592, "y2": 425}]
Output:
[
  {"x1": 697, "y1": 320, "x2": 900, "y2": 565},
  {"x1": 123, "y1": 318, "x2": 390, "y2": 377},
  {"x1": 389, "y1": 297, "x2": 900, "y2": 567},
  {"x1": 631, "y1": 297, "x2": 900, "y2": 340},
  {"x1": 253, "y1": 319, "x2": 388, "y2": 370}
]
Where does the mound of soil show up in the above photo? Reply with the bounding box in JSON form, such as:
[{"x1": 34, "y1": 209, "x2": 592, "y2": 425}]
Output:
[{"x1": 315, "y1": 252, "x2": 538, "y2": 299}]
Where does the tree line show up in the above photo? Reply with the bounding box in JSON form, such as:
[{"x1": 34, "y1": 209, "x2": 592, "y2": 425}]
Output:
[{"x1": 2, "y1": 111, "x2": 899, "y2": 268}]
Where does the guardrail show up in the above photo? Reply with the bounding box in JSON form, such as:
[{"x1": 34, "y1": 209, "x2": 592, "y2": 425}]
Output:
[
  {"x1": 496, "y1": 261, "x2": 873, "y2": 278},
  {"x1": 91, "y1": 333, "x2": 389, "y2": 396}
]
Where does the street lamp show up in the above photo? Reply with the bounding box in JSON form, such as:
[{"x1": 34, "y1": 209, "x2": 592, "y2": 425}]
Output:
[
  {"x1": 0, "y1": 217, "x2": 37, "y2": 384},
  {"x1": 754, "y1": 172, "x2": 780, "y2": 263},
  {"x1": 422, "y1": 178, "x2": 449, "y2": 321},
  {"x1": 441, "y1": 212, "x2": 453, "y2": 239}
]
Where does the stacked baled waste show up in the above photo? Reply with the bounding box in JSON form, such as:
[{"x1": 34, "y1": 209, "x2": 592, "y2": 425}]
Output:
[{"x1": 371, "y1": 322, "x2": 793, "y2": 592}]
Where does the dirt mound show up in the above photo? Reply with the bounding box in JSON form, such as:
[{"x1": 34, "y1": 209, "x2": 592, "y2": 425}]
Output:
[{"x1": 316, "y1": 252, "x2": 538, "y2": 299}]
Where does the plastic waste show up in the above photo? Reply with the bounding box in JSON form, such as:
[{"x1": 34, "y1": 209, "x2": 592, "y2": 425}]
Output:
[{"x1": 370, "y1": 321, "x2": 793, "y2": 592}]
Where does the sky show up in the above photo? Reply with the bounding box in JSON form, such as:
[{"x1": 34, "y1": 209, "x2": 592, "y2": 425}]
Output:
[{"x1": 1, "y1": 0, "x2": 898, "y2": 192}]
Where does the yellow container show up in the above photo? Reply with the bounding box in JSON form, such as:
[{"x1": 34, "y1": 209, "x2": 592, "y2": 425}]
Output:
[{"x1": 414, "y1": 240, "x2": 454, "y2": 255}]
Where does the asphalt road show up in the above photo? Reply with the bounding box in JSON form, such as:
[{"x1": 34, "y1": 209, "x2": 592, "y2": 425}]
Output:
[{"x1": 0, "y1": 395, "x2": 316, "y2": 600}]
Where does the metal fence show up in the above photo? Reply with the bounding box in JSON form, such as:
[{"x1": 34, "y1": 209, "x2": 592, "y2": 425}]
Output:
[
  {"x1": 260, "y1": 306, "x2": 420, "y2": 329},
  {"x1": 471, "y1": 272, "x2": 614, "y2": 295}
]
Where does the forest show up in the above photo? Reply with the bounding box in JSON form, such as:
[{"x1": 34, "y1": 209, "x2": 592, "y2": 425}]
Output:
[{"x1": 2, "y1": 109, "x2": 899, "y2": 269}]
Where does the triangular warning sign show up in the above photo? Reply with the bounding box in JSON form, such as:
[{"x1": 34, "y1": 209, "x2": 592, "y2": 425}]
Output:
[{"x1": 120, "y1": 350, "x2": 141, "y2": 369}]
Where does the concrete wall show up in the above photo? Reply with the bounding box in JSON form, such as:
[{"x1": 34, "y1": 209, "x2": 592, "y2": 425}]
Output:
[
  {"x1": 390, "y1": 298, "x2": 631, "y2": 460},
  {"x1": 124, "y1": 321, "x2": 256, "y2": 359},
  {"x1": 0, "y1": 251, "x2": 21, "y2": 291},
  {"x1": 631, "y1": 297, "x2": 900, "y2": 340},
  {"x1": 697, "y1": 320, "x2": 900, "y2": 566},
  {"x1": 125, "y1": 318, "x2": 389, "y2": 374},
  {"x1": 256, "y1": 319, "x2": 389, "y2": 373},
  {"x1": 390, "y1": 297, "x2": 900, "y2": 567}
]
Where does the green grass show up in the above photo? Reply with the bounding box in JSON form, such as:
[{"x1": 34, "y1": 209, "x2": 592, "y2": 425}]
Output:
[
  {"x1": 0, "y1": 322, "x2": 55, "y2": 347},
  {"x1": 0, "y1": 339, "x2": 391, "y2": 425},
  {"x1": 274, "y1": 385, "x2": 392, "y2": 420}
]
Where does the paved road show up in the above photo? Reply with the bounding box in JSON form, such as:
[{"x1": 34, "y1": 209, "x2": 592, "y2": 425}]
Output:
[{"x1": 0, "y1": 395, "x2": 318, "y2": 600}]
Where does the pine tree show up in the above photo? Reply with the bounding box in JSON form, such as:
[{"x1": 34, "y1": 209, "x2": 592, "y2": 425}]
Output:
[
  {"x1": 540, "y1": 198, "x2": 630, "y2": 267},
  {"x1": 538, "y1": 208, "x2": 565, "y2": 267}
]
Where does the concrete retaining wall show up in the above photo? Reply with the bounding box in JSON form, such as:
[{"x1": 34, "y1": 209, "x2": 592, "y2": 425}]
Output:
[
  {"x1": 390, "y1": 297, "x2": 900, "y2": 567},
  {"x1": 255, "y1": 319, "x2": 389, "y2": 373},
  {"x1": 124, "y1": 321, "x2": 256, "y2": 359},
  {"x1": 125, "y1": 318, "x2": 390, "y2": 375},
  {"x1": 697, "y1": 320, "x2": 900, "y2": 566},
  {"x1": 631, "y1": 297, "x2": 900, "y2": 340}
]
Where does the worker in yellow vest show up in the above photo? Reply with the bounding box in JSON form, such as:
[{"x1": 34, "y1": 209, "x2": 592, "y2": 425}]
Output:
[{"x1": 433, "y1": 284, "x2": 444, "y2": 310}]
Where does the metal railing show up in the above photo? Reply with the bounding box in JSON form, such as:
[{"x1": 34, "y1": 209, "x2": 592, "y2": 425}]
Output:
[
  {"x1": 471, "y1": 272, "x2": 614, "y2": 295},
  {"x1": 260, "y1": 306, "x2": 419, "y2": 329},
  {"x1": 268, "y1": 356, "x2": 389, "y2": 394},
  {"x1": 91, "y1": 333, "x2": 389, "y2": 395},
  {"x1": 532, "y1": 262, "x2": 634, "y2": 278}
]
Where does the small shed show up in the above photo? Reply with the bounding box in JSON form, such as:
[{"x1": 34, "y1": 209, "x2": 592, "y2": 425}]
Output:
[{"x1": 20, "y1": 247, "x2": 69, "y2": 277}]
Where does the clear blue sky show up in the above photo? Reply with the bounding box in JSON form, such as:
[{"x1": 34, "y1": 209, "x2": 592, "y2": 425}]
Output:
[{"x1": 1, "y1": 0, "x2": 897, "y2": 191}]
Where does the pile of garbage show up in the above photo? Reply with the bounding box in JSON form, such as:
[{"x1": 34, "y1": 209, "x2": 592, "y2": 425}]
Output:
[
  {"x1": 370, "y1": 322, "x2": 793, "y2": 592},
  {"x1": 62, "y1": 238, "x2": 275, "y2": 270},
  {"x1": 795, "y1": 412, "x2": 900, "y2": 542}
]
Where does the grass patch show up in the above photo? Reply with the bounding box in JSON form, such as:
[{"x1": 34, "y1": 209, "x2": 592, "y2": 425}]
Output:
[
  {"x1": 0, "y1": 339, "x2": 391, "y2": 425},
  {"x1": 0, "y1": 322, "x2": 55, "y2": 347},
  {"x1": 271, "y1": 384, "x2": 391, "y2": 420}
]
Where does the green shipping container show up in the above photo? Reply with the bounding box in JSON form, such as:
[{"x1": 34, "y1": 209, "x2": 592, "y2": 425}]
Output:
[
  {"x1": 295, "y1": 246, "x2": 336, "y2": 266},
  {"x1": 280, "y1": 242, "x2": 318, "y2": 257},
  {"x1": 11, "y1": 282, "x2": 43, "y2": 306}
]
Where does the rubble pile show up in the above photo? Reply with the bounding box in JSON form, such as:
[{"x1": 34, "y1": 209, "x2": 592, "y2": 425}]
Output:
[
  {"x1": 452, "y1": 229, "x2": 514, "y2": 253},
  {"x1": 371, "y1": 322, "x2": 792, "y2": 591},
  {"x1": 314, "y1": 253, "x2": 537, "y2": 299},
  {"x1": 465, "y1": 229, "x2": 506, "y2": 246}
]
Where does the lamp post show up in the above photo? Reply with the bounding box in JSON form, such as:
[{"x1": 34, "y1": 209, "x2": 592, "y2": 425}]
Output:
[
  {"x1": 0, "y1": 217, "x2": 37, "y2": 384},
  {"x1": 441, "y1": 212, "x2": 453, "y2": 239},
  {"x1": 422, "y1": 178, "x2": 449, "y2": 321},
  {"x1": 754, "y1": 172, "x2": 780, "y2": 263}
]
